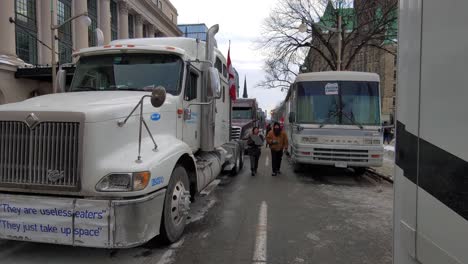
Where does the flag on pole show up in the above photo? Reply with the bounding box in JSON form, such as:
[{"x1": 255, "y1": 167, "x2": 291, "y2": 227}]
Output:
[{"x1": 227, "y1": 43, "x2": 236, "y2": 101}]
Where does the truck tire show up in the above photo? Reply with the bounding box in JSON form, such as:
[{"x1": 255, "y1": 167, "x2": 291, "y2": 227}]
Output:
[
  {"x1": 230, "y1": 143, "x2": 243, "y2": 176},
  {"x1": 160, "y1": 165, "x2": 191, "y2": 244}
]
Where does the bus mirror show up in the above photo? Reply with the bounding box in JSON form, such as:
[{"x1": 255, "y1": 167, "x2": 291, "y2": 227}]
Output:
[
  {"x1": 288, "y1": 112, "x2": 296, "y2": 123},
  {"x1": 151, "y1": 86, "x2": 167, "y2": 108},
  {"x1": 207, "y1": 67, "x2": 220, "y2": 100}
]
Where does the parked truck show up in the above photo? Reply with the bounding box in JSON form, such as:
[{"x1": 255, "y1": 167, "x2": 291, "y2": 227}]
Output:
[
  {"x1": 394, "y1": 0, "x2": 468, "y2": 263},
  {"x1": 0, "y1": 25, "x2": 244, "y2": 248},
  {"x1": 231, "y1": 98, "x2": 258, "y2": 140}
]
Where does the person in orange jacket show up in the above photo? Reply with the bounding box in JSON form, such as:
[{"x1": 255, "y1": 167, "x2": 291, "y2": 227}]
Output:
[{"x1": 266, "y1": 122, "x2": 288, "y2": 176}]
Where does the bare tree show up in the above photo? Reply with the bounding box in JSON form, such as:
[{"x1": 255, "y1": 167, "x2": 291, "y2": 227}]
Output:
[{"x1": 258, "y1": 0, "x2": 398, "y2": 89}]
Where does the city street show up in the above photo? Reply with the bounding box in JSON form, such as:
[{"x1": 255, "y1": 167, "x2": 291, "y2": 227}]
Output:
[{"x1": 0, "y1": 147, "x2": 393, "y2": 264}]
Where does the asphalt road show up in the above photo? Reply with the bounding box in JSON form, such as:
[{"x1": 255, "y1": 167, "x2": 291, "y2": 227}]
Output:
[{"x1": 0, "y1": 147, "x2": 393, "y2": 264}]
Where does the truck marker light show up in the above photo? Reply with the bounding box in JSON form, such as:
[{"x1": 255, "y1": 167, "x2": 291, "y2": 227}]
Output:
[
  {"x1": 115, "y1": 44, "x2": 123, "y2": 48},
  {"x1": 133, "y1": 171, "x2": 150, "y2": 191},
  {"x1": 127, "y1": 44, "x2": 135, "y2": 47},
  {"x1": 301, "y1": 152, "x2": 311, "y2": 155},
  {"x1": 371, "y1": 154, "x2": 381, "y2": 158},
  {"x1": 166, "y1": 46, "x2": 176, "y2": 50},
  {"x1": 177, "y1": 108, "x2": 184, "y2": 115},
  {"x1": 103, "y1": 45, "x2": 111, "y2": 48}
]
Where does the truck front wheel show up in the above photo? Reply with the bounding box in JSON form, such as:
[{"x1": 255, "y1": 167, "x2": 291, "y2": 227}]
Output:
[{"x1": 160, "y1": 165, "x2": 191, "y2": 243}]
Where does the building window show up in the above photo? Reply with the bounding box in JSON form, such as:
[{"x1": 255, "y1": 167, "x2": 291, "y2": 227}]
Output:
[
  {"x1": 87, "y1": 0, "x2": 98, "y2": 46},
  {"x1": 393, "y1": 70, "x2": 397, "y2": 79},
  {"x1": 110, "y1": 0, "x2": 118, "y2": 40},
  {"x1": 15, "y1": 0, "x2": 37, "y2": 64},
  {"x1": 393, "y1": 83, "x2": 396, "y2": 93},
  {"x1": 171, "y1": 14, "x2": 174, "y2": 22},
  {"x1": 58, "y1": 0, "x2": 72, "y2": 63},
  {"x1": 143, "y1": 24, "x2": 147, "y2": 37},
  {"x1": 128, "y1": 14, "x2": 134, "y2": 38},
  {"x1": 158, "y1": 1, "x2": 162, "y2": 9}
]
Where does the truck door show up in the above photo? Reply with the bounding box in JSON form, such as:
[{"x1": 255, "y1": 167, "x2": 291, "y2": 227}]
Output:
[{"x1": 182, "y1": 67, "x2": 201, "y2": 151}]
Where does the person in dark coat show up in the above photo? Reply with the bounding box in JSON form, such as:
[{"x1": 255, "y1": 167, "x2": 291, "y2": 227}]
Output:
[{"x1": 247, "y1": 127, "x2": 264, "y2": 176}]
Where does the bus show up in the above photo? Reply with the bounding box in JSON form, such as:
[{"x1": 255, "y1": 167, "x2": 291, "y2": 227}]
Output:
[{"x1": 283, "y1": 71, "x2": 383, "y2": 173}]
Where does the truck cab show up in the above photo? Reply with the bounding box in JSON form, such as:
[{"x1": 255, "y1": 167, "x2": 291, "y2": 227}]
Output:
[{"x1": 0, "y1": 26, "x2": 243, "y2": 248}]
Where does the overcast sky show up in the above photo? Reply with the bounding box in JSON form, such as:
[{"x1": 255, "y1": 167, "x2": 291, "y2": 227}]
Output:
[{"x1": 171, "y1": 0, "x2": 288, "y2": 117}]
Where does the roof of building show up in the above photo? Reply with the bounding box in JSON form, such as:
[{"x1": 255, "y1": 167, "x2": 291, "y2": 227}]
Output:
[{"x1": 295, "y1": 71, "x2": 380, "y2": 82}]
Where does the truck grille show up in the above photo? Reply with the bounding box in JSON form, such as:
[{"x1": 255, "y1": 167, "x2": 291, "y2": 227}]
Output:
[
  {"x1": 313, "y1": 148, "x2": 369, "y2": 163},
  {"x1": 231, "y1": 126, "x2": 241, "y2": 140},
  {"x1": 0, "y1": 121, "x2": 81, "y2": 190}
]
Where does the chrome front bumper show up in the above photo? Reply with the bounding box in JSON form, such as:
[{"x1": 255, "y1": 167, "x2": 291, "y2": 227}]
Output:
[
  {"x1": 291, "y1": 143, "x2": 384, "y2": 167},
  {"x1": 0, "y1": 189, "x2": 165, "y2": 248}
]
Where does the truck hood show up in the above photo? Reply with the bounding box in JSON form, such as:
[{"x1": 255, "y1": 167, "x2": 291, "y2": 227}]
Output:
[
  {"x1": 231, "y1": 119, "x2": 254, "y2": 128},
  {"x1": 0, "y1": 91, "x2": 177, "y2": 123}
]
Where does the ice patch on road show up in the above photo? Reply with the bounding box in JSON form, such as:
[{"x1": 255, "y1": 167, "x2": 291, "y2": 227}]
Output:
[
  {"x1": 156, "y1": 238, "x2": 185, "y2": 264},
  {"x1": 306, "y1": 232, "x2": 320, "y2": 241},
  {"x1": 187, "y1": 199, "x2": 217, "y2": 224}
]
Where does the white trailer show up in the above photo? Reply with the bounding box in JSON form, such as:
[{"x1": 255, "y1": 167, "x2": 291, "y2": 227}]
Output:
[
  {"x1": 284, "y1": 71, "x2": 384, "y2": 173},
  {"x1": 394, "y1": 0, "x2": 468, "y2": 263},
  {"x1": 0, "y1": 25, "x2": 244, "y2": 248}
]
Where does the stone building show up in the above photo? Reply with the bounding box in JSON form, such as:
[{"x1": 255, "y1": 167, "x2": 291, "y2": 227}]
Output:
[{"x1": 0, "y1": 0, "x2": 181, "y2": 105}]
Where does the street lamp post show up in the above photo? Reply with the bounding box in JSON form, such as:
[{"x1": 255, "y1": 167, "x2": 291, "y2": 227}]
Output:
[
  {"x1": 299, "y1": 14, "x2": 343, "y2": 71},
  {"x1": 50, "y1": 3, "x2": 90, "y2": 93}
]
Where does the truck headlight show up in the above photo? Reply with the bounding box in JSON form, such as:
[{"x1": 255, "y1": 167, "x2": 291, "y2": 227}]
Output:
[{"x1": 96, "y1": 171, "x2": 150, "y2": 192}]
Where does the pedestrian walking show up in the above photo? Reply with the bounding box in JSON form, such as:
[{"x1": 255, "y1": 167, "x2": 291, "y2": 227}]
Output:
[
  {"x1": 266, "y1": 122, "x2": 288, "y2": 176},
  {"x1": 247, "y1": 127, "x2": 264, "y2": 176},
  {"x1": 265, "y1": 123, "x2": 272, "y2": 148},
  {"x1": 383, "y1": 121, "x2": 392, "y2": 144}
]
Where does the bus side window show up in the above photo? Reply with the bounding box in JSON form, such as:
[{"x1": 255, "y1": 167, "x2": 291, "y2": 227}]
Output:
[{"x1": 185, "y1": 71, "x2": 198, "y2": 101}]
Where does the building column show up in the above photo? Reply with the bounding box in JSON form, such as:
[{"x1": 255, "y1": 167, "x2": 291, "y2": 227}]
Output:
[
  {"x1": 0, "y1": 1, "x2": 17, "y2": 61},
  {"x1": 99, "y1": 0, "x2": 111, "y2": 44},
  {"x1": 135, "y1": 15, "x2": 143, "y2": 38},
  {"x1": 38, "y1": 0, "x2": 57, "y2": 65},
  {"x1": 118, "y1": 1, "x2": 128, "y2": 39},
  {"x1": 74, "y1": 0, "x2": 88, "y2": 50},
  {"x1": 147, "y1": 24, "x2": 155, "y2": 38}
]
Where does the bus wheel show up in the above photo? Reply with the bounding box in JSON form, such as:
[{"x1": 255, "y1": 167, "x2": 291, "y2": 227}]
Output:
[
  {"x1": 353, "y1": 167, "x2": 367, "y2": 176},
  {"x1": 293, "y1": 162, "x2": 303, "y2": 173},
  {"x1": 160, "y1": 165, "x2": 190, "y2": 244}
]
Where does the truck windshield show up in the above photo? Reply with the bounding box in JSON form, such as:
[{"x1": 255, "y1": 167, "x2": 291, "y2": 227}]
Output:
[
  {"x1": 69, "y1": 53, "x2": 183, "y2": 95},
  {"x1": 233, "y1": 107, "x2": 252, "y2": 119},
  {"x1": 296, "y1": 81, "x2": 380, "y2": 126}
]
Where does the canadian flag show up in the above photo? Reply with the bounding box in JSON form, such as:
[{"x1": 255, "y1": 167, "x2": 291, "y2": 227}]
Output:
[{"x1": 227, "y1": 47, "x2": 236, "y2": 101}]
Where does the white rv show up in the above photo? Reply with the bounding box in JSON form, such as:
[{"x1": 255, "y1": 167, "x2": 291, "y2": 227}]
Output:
[
  {"x1": 283, "y1": 71, "x2": 384, "y2": 173},
  {"x1": 0, "y1": 26, "x2": 244, "y2": 248},
  {"x1": 394, "y1": 0, "x2": 468, "y2": 263}
]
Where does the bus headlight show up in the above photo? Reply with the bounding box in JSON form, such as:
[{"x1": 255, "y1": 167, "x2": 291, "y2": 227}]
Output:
[
  {"x1": 364, "y1": 138, "x2": 373, "y2": 145},
  {"x1": 302, "y1": 137, "x2": 318, "y2": 143},
  {"x1": 96, "y1": 171, "x2": 150, "y2": 192}
]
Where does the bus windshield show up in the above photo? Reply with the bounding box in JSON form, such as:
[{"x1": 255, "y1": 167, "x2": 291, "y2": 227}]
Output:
[
  {"x1": 232, "y1": 107, "x2": 253, "y2": 119},
  {"x1": 296, "y1": 81, "x2": 380, "y2": 126},
  {"x1": 69, "y1": 53, "x2": 183, "y2": 95}
]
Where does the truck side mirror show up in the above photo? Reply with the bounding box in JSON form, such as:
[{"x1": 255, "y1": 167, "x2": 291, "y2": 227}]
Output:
[
  {"x1": 207, "y1": 67, "x2": 220, "y2": 100},
  {"x1": 288, "y1": 112, "x2": 296, "y2": 123},
  {"x1": 56, "y1": 68, "x2": 66, "y2": 93},
  {"x1": 151, "y1": 86, "x2": 166, "y2": 108}
]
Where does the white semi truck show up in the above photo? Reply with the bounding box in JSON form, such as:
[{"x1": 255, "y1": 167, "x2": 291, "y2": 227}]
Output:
[
  {"x1": 0, "y1": 25, "x2": 244, "y2": 248},
  {"x1": 281, "y1": 71, "x2": 384, "y2": 173},
  {"x1": 394, "y1": 0, "x2": 468, "y2": 263}
]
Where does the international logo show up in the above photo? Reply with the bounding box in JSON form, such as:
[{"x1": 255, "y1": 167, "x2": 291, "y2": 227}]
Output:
[
  {"x1": 47, "y1": 170, "x2": 65, "y2": 182},
  {"x1": 151, "y1": 113, "x2": 161, "y2": 121},
  {"x1": 25, "y1": 113, "x2": 40, "y2": 129}
]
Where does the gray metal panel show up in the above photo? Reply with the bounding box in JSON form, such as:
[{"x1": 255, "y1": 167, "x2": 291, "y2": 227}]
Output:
[{"x1": 0, "y1": 111, "x2": 84, "y2": 191}]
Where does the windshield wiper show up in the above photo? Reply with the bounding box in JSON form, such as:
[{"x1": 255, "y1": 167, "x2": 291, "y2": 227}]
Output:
[
  {"x1": 341, "y1": 111, "x2": 364, "y2": 129},
  {"x1": 319, "y1": 111, "x2": 339, "y2": 128}
]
